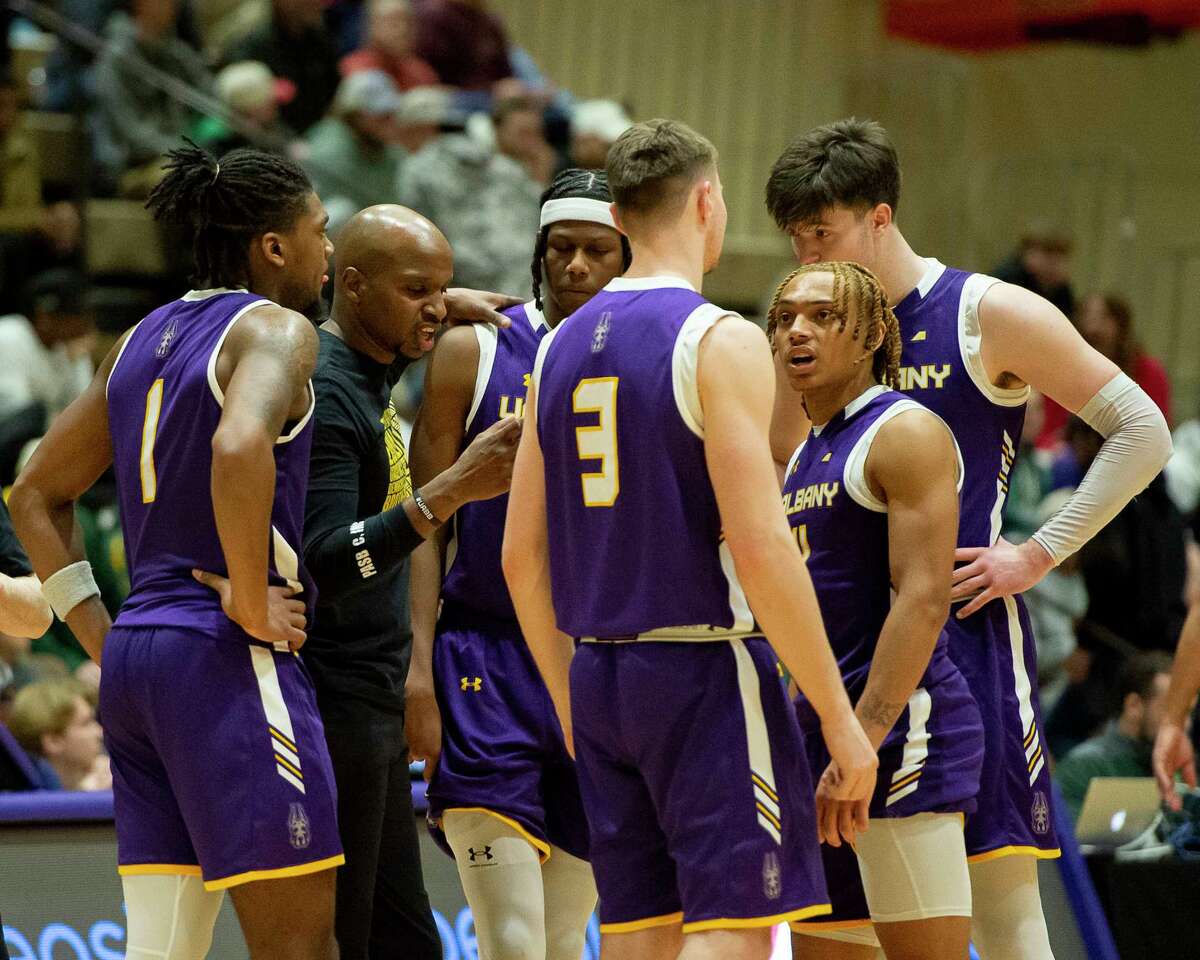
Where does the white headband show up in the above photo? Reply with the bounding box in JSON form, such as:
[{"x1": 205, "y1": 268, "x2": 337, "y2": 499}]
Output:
[{"x1": 539, "y1": 197, "x2": 617, "y2": 231}]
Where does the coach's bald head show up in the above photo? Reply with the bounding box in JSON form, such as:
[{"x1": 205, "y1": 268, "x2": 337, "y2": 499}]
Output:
[{"x1": 329, "y1": 204, "x2": 454, "y2": 361}]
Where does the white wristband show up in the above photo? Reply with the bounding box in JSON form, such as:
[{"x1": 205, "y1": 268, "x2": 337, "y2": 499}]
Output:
[{"x1": 41, "y1": 560, "x2": 101, "y2": 621}]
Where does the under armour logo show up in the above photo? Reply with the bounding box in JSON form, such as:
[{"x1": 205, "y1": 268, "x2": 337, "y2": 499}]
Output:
[
  {"x1": 460, "y1": 676, "x2": 483, "y2": 692},
  {"x1": 467, "y1": 845, "x2": 494, "y2": 863}
]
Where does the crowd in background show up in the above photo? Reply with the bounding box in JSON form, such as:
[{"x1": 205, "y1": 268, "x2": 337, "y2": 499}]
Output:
[{"x1": 0, "y1": 0, "x2": 1199, "y2": 843}]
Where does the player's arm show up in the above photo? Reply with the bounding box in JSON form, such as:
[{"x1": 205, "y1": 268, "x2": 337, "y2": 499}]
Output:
[
  {"x1": 1154, "y1": 601, "x2": 1200, "y2": 809},
  {"x1": 407, "y1": 325, "x2": 480, "y2": 777},
  {"x1": 0, "y1": 570, "x2": 53, "y2": 639},
  {"x1": 953, "y1": 283, "x2": 1172, "y2": 616},
  {"x1": 202, "y1": 305, "x2": 316, "y2": 650},
  {"x1": 698, "y1": 317, "x2": 876, "y2": 802},
  {"x1": 502, "y1": 378, "x2": 575, "y2": 752},
  {"x1": 8, "y1": 332, "x2": 130, "y2": 661},
  {"x1": 443, "y1": 289, "x2": 522, "y2": 328},
  {"x1": 857, "y1": 410, "x2": 959, "y2": 750}
]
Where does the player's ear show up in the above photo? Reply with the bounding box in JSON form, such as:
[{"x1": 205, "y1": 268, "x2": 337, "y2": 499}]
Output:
[
  {"x1": 342, "y1": 266, "x2": 365, "y2": 303},
  {"x1": 259, "y1": 231, "x2": 287, "y2": 269},
  {"x1": 869, "y1": 203, "x2": 893, "y2": 234},
  {"x1": 609, "y1": 203, "x2": 628, "y2": 238},
  {"x1": 696, "y1": 180, "x2": 713, "y2": 225}
]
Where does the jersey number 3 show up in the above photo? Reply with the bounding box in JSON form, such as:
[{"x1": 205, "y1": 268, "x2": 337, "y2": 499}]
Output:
[
  {"x1": 140, "y1": 378, "x2": 165, "y2": 504},
  {"x1": 572, "y1": 377, "x2": 619, "y2": 507}
]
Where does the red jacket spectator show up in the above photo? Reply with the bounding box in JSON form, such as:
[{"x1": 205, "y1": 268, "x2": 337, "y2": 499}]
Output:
[{"x1": 340, "y1": 0, "x2": 439, "y2": 90}]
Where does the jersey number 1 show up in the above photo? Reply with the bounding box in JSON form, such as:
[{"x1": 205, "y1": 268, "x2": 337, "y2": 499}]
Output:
[
  {"x1": 140, "y1": 378, "x2": 164, "y2": 503},
  {"x1": 572, "y1": 377, "x2": 619, "y2": 507}
]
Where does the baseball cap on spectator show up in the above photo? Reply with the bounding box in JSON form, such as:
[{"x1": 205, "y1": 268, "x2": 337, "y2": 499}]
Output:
[
  {"x1": 396, "y1": 86, "x2": 459, "y2": 127},
  {"x1": 333, "y1": 69, "x2": 404, "y2": 118},
  {"x1": 216, "y1": 61, "x2": 295, "y2": 114},
  {"x1": 571, "y1": 99, "x2": 633, "y2": 143}
]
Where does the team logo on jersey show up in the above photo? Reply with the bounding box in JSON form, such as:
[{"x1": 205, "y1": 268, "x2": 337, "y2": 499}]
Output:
[
  {"x1": 155, "y1": 318, "x2": 178, "y2": 358},
  {"x1": 467, "y1": 845, "x2": 495, "y2": 865},
  {"x1": 895, "y1": 363, "x2": 951, "y2": 391},
  {"x1": 762, "y1": 852, "x2": 782, "y2": 900},
  {"x1": 1031, "y1": 791, "x2": 1050, "y2": 836},
  {"x1": 590, "y1": 311, "x2": 612, "y2": 353},
  {"x1": 288, "y1": 803, "x2": 312, "y2": 849},
  {"x1": 460, "y1": 676, "x2": 483, "y2": 692}
]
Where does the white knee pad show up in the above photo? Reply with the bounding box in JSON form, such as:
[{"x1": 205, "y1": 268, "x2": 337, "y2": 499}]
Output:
[
  {"x1": 122, "y1": 874, "x2": 224, "y2": 960},
  {"x1": 443, "y1": 809, "x2": 547, "y2": 960},
  {"x1": 540, "y1": 845, "x2": 597, "y2": 960},
  {"x1": 855, "y1": 813, "x2": 972, "y2": 924},
  {"x1": 968, "y1": 855, "x2": 1055, "y2": 960}
]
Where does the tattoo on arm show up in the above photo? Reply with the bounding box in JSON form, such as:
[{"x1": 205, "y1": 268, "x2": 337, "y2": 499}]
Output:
[{"x1": 858, "y1": 692, "x2": 905, "y2": 731}]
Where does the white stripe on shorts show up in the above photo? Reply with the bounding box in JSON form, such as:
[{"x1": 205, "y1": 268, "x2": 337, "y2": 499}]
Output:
[
  {"x1": 730, "y1": 638, "x2": 782, "y2": 845},
  {"x1": 1003, "y1": 596, "x2": 1043, "y2": 785},
  {"x1": 887, "y1": 688, "x2": 931, "y2": 807},
  {"x1": 249, "y1": 646, "x2": 305, "y2": 794}
]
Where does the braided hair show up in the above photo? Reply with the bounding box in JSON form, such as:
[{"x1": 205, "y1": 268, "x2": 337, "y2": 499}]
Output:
[
  {"x1": 531, "y1": 168, "x2": 631, "y2": 310},
  {"x1": 765, "y1": 261, "x2": 901, "y2": 388},
  {"x1": 146, "y1": 141, "x2": 315, "y2": 289}
]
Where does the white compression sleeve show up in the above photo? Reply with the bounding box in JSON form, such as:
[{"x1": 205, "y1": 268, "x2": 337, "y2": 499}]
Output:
[
  {"x1": 1031, "y1": 372, "x2": 1171, "y2": 564},
  {"x1": 122, "y1": 874, "x2": 224, "y2": 960},
  {"x1": 540, "y1": 845, "x2": 597, "y2": 960}
]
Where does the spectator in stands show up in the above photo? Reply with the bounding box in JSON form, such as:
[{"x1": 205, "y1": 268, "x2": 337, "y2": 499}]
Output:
[
  {"x1": 7, "y1": 679, "x2": 109, "y2": 791},
  {"x1": 224, "y1": 0, "x2": 340, "y2": 134},
  {"x1": 305, "y1": 71, "x2": 407, "y2": 227},
  {"x1": 398, "y1": 109, "x2": 540, "y2": 295},
  {"x1": 395, "y1": 86, "x2": 454, "y2": 155},
  {"x1": 492, "y1": 94, "x2": 555, "y2": 185},
  {"x1": 1055, "y1": 651, "x2": 1172, "y2": 820},
  {"x1": 412, "y1": 0, "x2": 513, "y2": 96},
  {"x1": 0, "y1": 270, "x2": 94, "y2": 481},
  {"x1": 92, "y1": 0, "x2": 215, "y2": 197},
  {"x1": 569, "y1": 98, "x2": 632, "y2": 170},
  {"x1": 992, "y1": 220, "x2": 1076, "y2": 320},
  {"x1": 340, "y1": 0, "x2": 438, "y2": 91},
  {"x1": 1039, "y1": 293, "x2": 1174, "y2": 449},
  {"x1": 0, "y1": 498, "x2": 51, "y2": 643},
  {"x1": 0, "y1": 72, "x2": 82, "y2": 298},
  {"x1": 194, "y1": 60, "x2": 296, "y2": 156}
]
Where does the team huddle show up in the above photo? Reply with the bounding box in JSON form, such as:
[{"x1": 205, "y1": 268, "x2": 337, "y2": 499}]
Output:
[{"x1": 8, "y1": 116, "x2": 1172, "y2": 960}]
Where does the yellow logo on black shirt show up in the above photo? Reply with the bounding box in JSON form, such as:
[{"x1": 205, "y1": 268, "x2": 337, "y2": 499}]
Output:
[{"x1": 381, "y1": 402, "x2": 412, "y2": 510}]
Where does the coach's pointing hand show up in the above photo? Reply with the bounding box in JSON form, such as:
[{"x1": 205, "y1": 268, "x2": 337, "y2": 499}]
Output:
[
  {"x1": 193, "y1": 569, "x2": 307, "y2": 652},
  {"x1": 443, "y1": 289, "x2": 524, "y2": 329}
]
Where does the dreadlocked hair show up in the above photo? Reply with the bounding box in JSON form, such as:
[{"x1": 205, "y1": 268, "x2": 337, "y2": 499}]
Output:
[
  {"x1": 765, "y1": 261, "x2": 901, "y2": 388},
  {"x1": 531, "y1": 167, "x2": 631, "y2": 310},
  {"x1": 146, "y1": 140, "x2": 315, "y2": 289}
]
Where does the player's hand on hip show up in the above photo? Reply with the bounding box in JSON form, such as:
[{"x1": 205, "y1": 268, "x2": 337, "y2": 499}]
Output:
[
  {"x1": 192, "y1": 569, "x2": 307, "y2": 651},
  {"x1": 821, "y1": 710, "x2": 878, "y2": 804},
  {"x1": 951, "y1": 537, "x2": 1055, "y2": 618},
  {"x1": 1153, "y1": 720, "x2": 1195, "y2": 811},
  {"x1": 404, "y1": 684, "x2": 443, "y2": 781},
  {"x1": 443, "y1": 288, "x2": 523, "y2": 328},
  {"x1": 451, "y1": 416, "x2": 523, "y2": 502}
]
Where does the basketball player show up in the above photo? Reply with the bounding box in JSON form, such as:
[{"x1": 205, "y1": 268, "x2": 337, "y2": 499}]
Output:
[
  {"x1": 1152, "y1": 600, "x2": 1200, "y2": 809},
  {"x1": 406, "y1": 169, "x2": 630, "y2": 960},
  {"x1": 765, "y1": 119, "x2": 1172, "y2": 960},
  {"x1": 770, "y1": 262, "x2": 983, "y2": 960},
  {"x1": 502, "y1": 119, "x2": 877, "y2": 960},
  {"x1": 10, "y1": 144, "x2": 340, "y2": 960}
]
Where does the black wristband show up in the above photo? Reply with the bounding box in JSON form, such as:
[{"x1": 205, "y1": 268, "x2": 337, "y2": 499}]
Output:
[{"x1": 412, "y1": 489, "x2": 441, "y2": 526}]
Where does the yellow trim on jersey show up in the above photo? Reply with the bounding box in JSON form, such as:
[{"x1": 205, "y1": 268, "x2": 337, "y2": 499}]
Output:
[
  {"x1": 1023, "y1": 725, "x2": 1036, "y2": 748},
  {"x1": 118, "y1": 863, "x2": 203, "y2": 878},
  {"x1": 274, "y1": 753, "x2": 304, "y2": 779},
  {"x1": 269, "y1": 725, "x2": 297, "y2": 753},
  {"x1": 791, "y1": 917, "x2": 875, "y2": 932},
  {"x1": 967, "y1": 845, "x2": 1061, "y2": 865},
  {"x1": 889, "y1": 769, "x2": 922, "y2": 793},
  {"x1": 1027, "y1": 745, "x2": 1044, "y2": 774},
  {"x1": 755, "y1": 801, "x2": 782, "y2": 831},
  {"x1": 751, "y1": 773, "x2": 779, "y2": 804},
  {"x1": 683, "y1": 903, "x2": 832, "y2": 934},
  {"x1": 600, "y1": 911, "x2": 685, "y2": 934},
  {"x1": 202, "y1": 854, "x2": 345, "y2": 891},
  {"x1": 440, "y1": 806, "x2": 552, "y2": 864}
]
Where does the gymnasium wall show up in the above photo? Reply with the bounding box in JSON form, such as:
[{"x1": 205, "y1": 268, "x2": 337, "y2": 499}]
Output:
[{"x1": 493, "y1": 0, "x2": 1200, "y2": 419}]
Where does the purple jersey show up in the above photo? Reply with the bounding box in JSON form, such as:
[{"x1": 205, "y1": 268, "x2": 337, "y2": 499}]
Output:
[
  {"x1": 893, "y1": 260, "x2": 1057, "y2": 857},
  {"x1": 783, "y1": 385, "x2": 981, "y2": 818},
  {"x1": 441, "y1": 301, "x2": 548, "y2": 621},
  {"x1": 106, "y1": 289, "x2": 316, "y2": 642},
  {"x1": 534, "y1": 276, "x2": 753, "y2": 639}
]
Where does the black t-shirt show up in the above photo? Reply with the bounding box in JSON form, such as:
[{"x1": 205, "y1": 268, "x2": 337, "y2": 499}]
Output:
[
  {"x1": 0, "y1": 498, "x2": 33, "y2": 578},
  {"x1": 302, "y1": 330, "x2": 415, "y2": 712}
]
